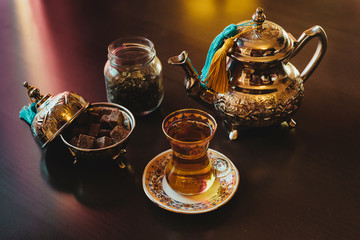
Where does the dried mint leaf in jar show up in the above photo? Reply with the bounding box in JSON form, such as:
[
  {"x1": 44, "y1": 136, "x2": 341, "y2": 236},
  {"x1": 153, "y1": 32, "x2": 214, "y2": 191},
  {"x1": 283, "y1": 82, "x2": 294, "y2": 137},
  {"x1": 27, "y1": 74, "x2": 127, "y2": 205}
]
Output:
[{"x1": 106, "y1": 73, "x2": 163, "y2": 115}]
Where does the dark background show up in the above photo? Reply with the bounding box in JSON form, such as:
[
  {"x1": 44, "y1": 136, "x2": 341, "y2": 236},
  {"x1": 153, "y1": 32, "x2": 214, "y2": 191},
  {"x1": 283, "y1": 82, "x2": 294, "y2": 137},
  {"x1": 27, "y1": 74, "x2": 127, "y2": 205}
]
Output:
[{"x1": 1, "y1": 0, "x2": 359, "y2": 239}]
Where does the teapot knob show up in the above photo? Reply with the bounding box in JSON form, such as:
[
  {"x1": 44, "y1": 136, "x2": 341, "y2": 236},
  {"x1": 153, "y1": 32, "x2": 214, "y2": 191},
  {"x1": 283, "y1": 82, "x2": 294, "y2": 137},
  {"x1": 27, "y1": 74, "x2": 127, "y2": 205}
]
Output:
[{"x1": 252, "y1": 7, "x2": 266, "y2": 29}]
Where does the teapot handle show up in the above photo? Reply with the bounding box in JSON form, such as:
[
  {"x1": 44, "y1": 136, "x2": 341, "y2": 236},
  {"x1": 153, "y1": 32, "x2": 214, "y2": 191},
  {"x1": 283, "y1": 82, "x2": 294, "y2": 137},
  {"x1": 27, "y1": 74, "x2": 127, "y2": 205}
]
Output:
[{"x1": 290, "y1": 25, "x2": 327, "y2": 83}]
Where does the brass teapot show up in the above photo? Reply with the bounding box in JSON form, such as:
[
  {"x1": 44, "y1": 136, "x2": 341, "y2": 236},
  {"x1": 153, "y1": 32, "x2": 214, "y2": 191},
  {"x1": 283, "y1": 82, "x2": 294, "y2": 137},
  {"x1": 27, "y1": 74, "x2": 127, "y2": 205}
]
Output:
[{"x1": 168, "y1": 8, "x2": 327, "y2": 140}]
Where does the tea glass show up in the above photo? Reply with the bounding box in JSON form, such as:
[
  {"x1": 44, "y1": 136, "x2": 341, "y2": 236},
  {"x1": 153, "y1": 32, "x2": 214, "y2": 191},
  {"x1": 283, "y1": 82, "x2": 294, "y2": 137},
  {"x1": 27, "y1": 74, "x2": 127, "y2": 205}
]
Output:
[{"x1": 162, "y1": 109, "x2": 218, "y2": 195}]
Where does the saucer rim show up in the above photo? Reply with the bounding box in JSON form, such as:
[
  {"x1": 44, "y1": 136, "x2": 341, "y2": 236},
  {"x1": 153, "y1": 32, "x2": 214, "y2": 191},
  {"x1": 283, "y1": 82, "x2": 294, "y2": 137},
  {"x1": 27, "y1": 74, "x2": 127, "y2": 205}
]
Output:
[{"x1": 142, "y1": 149, "x2": 240, "y2": 214}]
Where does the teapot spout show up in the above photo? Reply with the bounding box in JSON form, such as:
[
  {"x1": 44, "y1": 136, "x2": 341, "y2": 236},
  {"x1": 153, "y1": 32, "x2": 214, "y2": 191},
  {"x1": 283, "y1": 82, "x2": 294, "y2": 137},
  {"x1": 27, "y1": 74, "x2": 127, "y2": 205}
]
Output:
[{"x1": 168, "y1": 51, "x2": 202, "y2": 98}]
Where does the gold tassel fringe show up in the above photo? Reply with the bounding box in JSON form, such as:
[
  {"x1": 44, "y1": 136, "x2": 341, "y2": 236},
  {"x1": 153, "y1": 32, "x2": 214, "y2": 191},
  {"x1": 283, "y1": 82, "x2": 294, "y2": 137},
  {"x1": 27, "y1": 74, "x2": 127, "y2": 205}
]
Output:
[{"x1": 204, "y1": 27, "x2": 253, "y2": 93}]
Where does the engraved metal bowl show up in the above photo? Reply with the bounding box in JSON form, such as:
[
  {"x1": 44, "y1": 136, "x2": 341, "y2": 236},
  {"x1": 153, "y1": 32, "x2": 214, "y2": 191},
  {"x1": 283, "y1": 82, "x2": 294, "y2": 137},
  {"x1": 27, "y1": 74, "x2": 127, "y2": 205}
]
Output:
[{"x1": 60, "y1": 102, "x2": 135, "y2": 166}]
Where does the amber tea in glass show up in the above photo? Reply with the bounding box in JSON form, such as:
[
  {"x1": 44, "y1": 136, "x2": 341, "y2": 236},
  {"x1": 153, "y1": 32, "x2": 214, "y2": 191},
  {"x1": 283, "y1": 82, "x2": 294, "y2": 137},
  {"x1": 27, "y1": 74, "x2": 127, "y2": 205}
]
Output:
[{"x1": 162, "y1": 109, "x2": 217, "y2": 195}]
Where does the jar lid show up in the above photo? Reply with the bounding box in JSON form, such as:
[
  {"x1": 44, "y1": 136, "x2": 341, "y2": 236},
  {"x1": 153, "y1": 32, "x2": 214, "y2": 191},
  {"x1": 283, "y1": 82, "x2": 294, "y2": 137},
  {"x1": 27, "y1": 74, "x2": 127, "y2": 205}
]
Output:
[
  {"x1": 230, "y1": 8, "x2": 294, "y2": 63},
  {"x1": 23, "y1": 82, "x2": 90, "y2": 148}
]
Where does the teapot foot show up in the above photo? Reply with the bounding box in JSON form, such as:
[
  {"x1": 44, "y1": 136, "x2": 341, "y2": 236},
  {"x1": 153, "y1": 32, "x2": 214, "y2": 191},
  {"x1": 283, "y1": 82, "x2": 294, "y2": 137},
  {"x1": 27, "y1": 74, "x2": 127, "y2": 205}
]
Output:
[
  {"x1": 229, "y1": 129, "x2": 238, "y2": 141},
  {"x1": 286, "y1": 118, "x2": 296, "y2": 128},
  {"x1": 222, "y1": 120, "x2": 238, "y2": 141}
]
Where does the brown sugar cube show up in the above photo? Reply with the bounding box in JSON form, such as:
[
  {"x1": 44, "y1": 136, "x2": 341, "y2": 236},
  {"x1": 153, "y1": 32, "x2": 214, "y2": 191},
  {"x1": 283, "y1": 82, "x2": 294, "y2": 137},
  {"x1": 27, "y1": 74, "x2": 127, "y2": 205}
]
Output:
[
  {"x1": 100, "y1": 114, "x2": 112, "y2": 129},
  {"x1": 101, "y1": 107, "x2": 114, "y2": 115},
  {"x1": 88, "y1": 111, "x2": 100, "y2": 122},
  {"x1": 110, "y1": 125, "x2": 130, "y2": 142},
  {"x1": 77, "y1": 134, "x2": 96, "y2": 149},
  {"x1": 108, "y1": 109, "x2": 125, "y2": 127},
  {"x1": 99, "y1": 129, "x2": 111, "y2": 137},
  {"x1": 88, "y1": 123, "x2": 100, "y2": 137},
  {"x1": 96, "y1": 136, "x2": 114, "y2": 148}
]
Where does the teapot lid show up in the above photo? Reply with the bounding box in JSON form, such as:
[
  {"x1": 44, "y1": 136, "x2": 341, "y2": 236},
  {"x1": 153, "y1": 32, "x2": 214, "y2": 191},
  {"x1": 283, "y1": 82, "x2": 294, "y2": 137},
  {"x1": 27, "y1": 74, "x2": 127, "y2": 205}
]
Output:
[{"x1": 230, "y1": 8, "x2": 294, "y2": 63}]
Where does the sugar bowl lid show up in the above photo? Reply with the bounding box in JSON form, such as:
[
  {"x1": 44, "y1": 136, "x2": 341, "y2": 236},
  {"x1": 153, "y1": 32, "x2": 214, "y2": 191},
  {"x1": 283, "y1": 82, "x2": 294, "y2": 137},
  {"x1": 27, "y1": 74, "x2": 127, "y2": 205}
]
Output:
[
  {"x1": 23, "y1": 82, "x2": 89, "y2": 148},
  {"x1": 230, "y1": 7, "x2": 294, "y2": 63}
]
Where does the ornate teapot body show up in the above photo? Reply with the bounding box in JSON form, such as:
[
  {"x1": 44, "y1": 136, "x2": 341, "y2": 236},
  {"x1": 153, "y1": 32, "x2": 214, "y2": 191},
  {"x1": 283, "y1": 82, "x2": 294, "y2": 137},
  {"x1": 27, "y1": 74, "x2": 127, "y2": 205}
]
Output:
[{"x1": 169, "y1": 8, "x2": 327, "y2": 140}]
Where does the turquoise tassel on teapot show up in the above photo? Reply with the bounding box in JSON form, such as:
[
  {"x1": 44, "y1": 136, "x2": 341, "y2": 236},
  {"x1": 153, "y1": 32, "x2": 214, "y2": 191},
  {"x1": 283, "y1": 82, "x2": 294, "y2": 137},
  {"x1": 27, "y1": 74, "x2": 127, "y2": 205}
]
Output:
[
  {"x1": 200, "y1": 21, "x2": 255, "y2": 93},
  {"x1": 200, "y1": 24, "x2": 239, "y2": 83}
]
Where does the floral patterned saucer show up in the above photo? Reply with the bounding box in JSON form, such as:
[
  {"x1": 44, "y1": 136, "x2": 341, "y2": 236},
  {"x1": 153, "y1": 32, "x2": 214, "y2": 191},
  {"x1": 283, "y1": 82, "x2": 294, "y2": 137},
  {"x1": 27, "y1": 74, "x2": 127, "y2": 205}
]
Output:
[{"x1": 142, "y1": 149, "x2": 239, "y2": 214}]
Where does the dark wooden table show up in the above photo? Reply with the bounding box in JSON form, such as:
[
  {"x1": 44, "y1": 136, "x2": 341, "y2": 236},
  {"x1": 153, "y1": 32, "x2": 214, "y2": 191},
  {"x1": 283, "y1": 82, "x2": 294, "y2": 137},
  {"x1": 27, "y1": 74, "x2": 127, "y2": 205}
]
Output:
[{"x1": 1, "y1": 0, "x2": 359, "y2": 239}]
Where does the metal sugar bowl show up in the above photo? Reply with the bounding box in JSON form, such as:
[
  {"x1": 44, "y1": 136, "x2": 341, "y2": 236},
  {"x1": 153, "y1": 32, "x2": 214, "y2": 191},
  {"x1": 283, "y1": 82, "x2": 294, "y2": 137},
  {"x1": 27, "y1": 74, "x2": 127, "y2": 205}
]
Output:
[
  {"x1": 22, "y1": 82, "x2": 135, "y2": 167},
  {"x1": 168, "y1": 8, "x2": 327, "y2": 140}
]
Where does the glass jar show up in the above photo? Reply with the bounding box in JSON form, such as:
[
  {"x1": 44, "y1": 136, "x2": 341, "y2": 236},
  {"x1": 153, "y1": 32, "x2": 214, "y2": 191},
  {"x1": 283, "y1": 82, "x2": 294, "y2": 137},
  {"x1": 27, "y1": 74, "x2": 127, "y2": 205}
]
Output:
[{"x1": 104, "y1": 36, "x2": 164, "y2": 116}]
